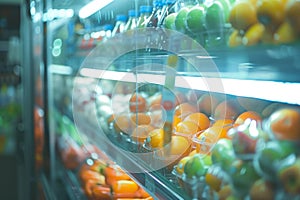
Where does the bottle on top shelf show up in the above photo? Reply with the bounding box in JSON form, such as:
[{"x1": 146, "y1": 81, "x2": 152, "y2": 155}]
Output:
[
  {"x1": 111, "y1": 15, "x2": 128, "y2": 37},
  {"x1": 157, "y1": 0, "x2": 178, "y2": 28},
  {"x1": 146, "y1": 0, "x2": 164, "y2": 28},
  {"x1": 136, "y1": 5, "x2": 153, "y2": 28},
  {"x1": 103, "y1": 24, "x2": 113, "y2": 42},
  {"x1": 125, "y1": 9, "x2": 139, "y2": 31}
]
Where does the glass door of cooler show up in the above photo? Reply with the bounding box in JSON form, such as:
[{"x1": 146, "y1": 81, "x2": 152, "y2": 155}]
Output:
[{"x1": 45, "y1": 0, "x2": 300, "y2": 200}]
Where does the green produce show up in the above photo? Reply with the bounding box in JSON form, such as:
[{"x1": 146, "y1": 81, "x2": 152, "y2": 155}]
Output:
[
  {"x1": 211, "y1": 138, "x2": 236, "y2": 172},
  {"x1": 184, "y1": 154, "x2": 208, "y2": 178},
  {"x1": 205, "y1": 1, "x2": 225, "y2": 30},
  {"x1": 255, "y1": 140, "x2": 297, "y2": 180},
  {"x1": 185, "y1": 5, "x2": 206, "y2": 33},
  {"x1": 164, "y1": 13, "x2": 177, "y2": 30},
  {"x1": 175, "y1": 7, "x2": 190, "y2": 33},
  {"x1": 229, "y1": 160, "x2": 260, "y2": 198}
]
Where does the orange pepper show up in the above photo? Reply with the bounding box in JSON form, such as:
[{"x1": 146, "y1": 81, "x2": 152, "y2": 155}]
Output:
[
  {"x1": 104, "y1": 166, "x2": 131, "y2": 185},
  {"x1": 112, "y1": 180, "x2": 139, "y2": 194},
  {"x1": 92, "y1": 184, "x2": 111, "y2": 200}
]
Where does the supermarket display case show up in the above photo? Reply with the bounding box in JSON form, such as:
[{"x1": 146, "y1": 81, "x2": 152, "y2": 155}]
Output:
[{"x1": 24, "y1": 0, "x2": 300, "y2": 199}]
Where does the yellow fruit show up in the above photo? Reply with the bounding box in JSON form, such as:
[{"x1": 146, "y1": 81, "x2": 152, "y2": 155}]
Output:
[
  {"x1": 131, "y1": 125, "x2": 155, "y2": 143},
  {"x1": 273, "y1": 21, "x2": 297, "y2": 44},
  {"x1": 160, "y1": 135, "x2": 192, "y2": 169},
  {"x1": 175, "y1": 121, "x2": 199, "y2": 135},
  {"x1": 147, "y1": 128, "x2": 164, "y2": 148},
  {"x1": 168, "y1": 135, "x2": 191, "y2": 156},
  {"x1": 228, "y1": 29, "x2": 243, "y2": 47},
  {"x1": 229, "y1": 1, "x2": 258, "y2": 30},
  {"x1": 286, "y1": 0, "x2": 300, "y2": 35},
  {"x1": 183, "y1": 112, "x2": 210, "y2": 131},
  {"x1": 242, "y1": 23, "x2": 265, "y2": 46},
  {"x1": 256, "y1": 0, "x2": 286, "y2": 32}
]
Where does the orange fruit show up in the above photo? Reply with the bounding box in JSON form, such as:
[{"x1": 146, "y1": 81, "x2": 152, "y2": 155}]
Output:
[
  {"x1": 159, "y1": 135, "x2": 192, "y2": 169},
  {"x1": 256, "y1": 0, "x2": 286, "y2": 32},
  {"x1": 175, "y1": 121, "x2": 199, "y2": 135},
  {"x1": 131, "y1": 125, "x2": 155, "y2": 143},
  {"x1": 212, "y1": 119, "x2": 234, "y2": 127},
  {"x1": 205, "y1": 172, "x2": 222, "y2": 191},
  {"x1": 286, "y1": 0, "x2": 300, "y2": 35},
  {"x1": 234, "y1": 111, "x2": 262, "y2": 125},
  {"x1": 130, "y1": 112, "x2": 151, "y2": 126},
  {"x1": 146, "y1": 128, "x2": 164, "y2": 148},
  {"x1": 183, "y1": 112, "x2": 210, "y2": 131},
  {"x1": 213, "y1": 99, "x2": 242, "y2": 120},
  {"x1": 197, "y1": 93, "x2": 221, "y2": 117},
  {"x1": 167, "y1": 135, "x2": 191, "y2": 156},
  {"x1": 112, "y1": 180, "x2": 139, "y2": 194},
  {"x1": 114, "y1": 114, "x2": 133, "y2": 134},
  {"x1": 229, "y1": 0, "x2": 258, "y2": 31},
  {"x1": 129, "y1": 93, "x2": 147, "y2": 113},
  {"x1": 268, "y1": 108, "x2": 300, "y2": 140},
  {"x1": 174, "y1": 102, "x2": 198, "y2": 119}
]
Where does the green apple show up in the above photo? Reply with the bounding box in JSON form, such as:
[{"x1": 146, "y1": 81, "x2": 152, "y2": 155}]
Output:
[
  {"x1": 230, "y1": 160, "x2": 260, "y2": 198},
  {"x1": 184, "y1": 154, "x2": 208, "y2": 178},
  {"x1": 256, "y1": 140, "x2": 297, "y2": 180},
  {"x1": 175, "y1": 7, "x2": 190, "y2": 33},
  {"x1": 185, "y1": 5, "x2": 206, "y2": 33},
  {"x1": 205, "y1": 1, "x2": 225, "y2": 30},
  {"x1": 278, "y1": 157, "x2": 300, "y2": 195},
  {"x1": 211, "y1": 138, "x2": 236, "y2": 172},
  {"x1": 202, "y1": 154, "x2": 212, "y2": 166},
  {"x1": 164, "y1": 13, "x2": 177, "y2": 30}
]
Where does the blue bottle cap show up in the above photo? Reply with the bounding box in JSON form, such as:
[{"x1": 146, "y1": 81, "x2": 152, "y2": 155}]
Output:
[
  {"x1": 116, "y1": 14, "x2": 128, "y2": 22},
  {"x1": 128, "y1": 9, "x2": 139, "y2": 17},
  {"x1": 166, "y1": 0, "x2": 176, "y2": 5},
  {"x1": 103, "y1": 24, "x2": 113, "y2": 31},
  {"x1": 140, "y1": 5, "x2": 153, "y2": 13}
]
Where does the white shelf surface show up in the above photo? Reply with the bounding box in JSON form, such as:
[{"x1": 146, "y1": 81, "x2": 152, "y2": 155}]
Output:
[{"x1": 79, "y1": 68, "x2": 300, "y2": 105}]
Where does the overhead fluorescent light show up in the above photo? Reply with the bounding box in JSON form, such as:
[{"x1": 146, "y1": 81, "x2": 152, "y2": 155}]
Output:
[{"x1": 79, "y1": 0, "x2": 113, "y2": 19}]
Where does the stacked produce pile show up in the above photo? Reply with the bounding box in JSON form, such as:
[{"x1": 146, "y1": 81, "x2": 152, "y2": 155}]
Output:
[
  {"x1": 78, "y1": 159, "x2": 152, "y2": 200},
  {"x1": 54, "y1": 111, "x2": 153, "y2": 200},
  {"x1": 101, "y1": 89, "x2": 300, "y2": 199}
]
